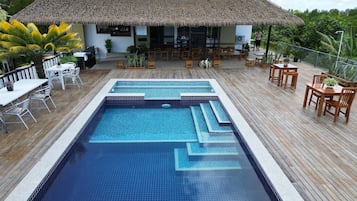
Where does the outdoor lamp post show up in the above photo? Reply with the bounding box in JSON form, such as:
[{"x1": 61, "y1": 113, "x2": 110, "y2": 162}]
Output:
[{"x1": 335, "y1": 30, "x2": 344, "y2": 68}]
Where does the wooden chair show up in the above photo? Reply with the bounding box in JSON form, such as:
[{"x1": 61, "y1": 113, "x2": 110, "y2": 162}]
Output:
[
  {"x1": 184, "y1": 59, "x2": 193, "y2": 68},
  {"x1": 245, "y1": 58, "x2": 255, "y2": 67},
  {"x1": 323, "y1": 87, "x2": 357, "y2": 123},
  {"x1": 171, "y1": 48, "x2": 180, "y2": 60},
  {"x1": 116, "y1": 60, "x2": 125, "y2": 69},
  {"x1": 283, "y1": 71, "x2": 298, "y2": 89},
  {"x1": 308, "y1": 74, "x2": 329, "y2": 109},
  {"x1": 269, "y1": 65, "x2": 278, "y2": 82},
  {"x1": 191, "y1": 48, "x2": 202, "y2": 61},
  {"x1": 148, "y1": 50, "x2": 156, "y2": 60},
  {"x1": 160, "y1": 49, "x2": 169, "y2": 61},
  {"x1": 181, "y1": 50, "x2": 191, "y2": 60},
  {"x1": 147, "y1": 59, "x2": 156, "y2": 69}
]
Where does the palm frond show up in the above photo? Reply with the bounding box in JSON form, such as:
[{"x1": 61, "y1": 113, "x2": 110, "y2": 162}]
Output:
[
  {"x1": 0, "y1": 33, "x2": 27, "y2": 46},
  {"x1": 44, "y1": 43, "x2": 56, "y2": 51},
  {"x1": 45, "y1": 25, "x2": 60, "y2": 43},
  {"x1": 58, "y1": 21, "x2": 71, "y2": 33},
  {"x1": 10, "y1": 19, "x2": 32, "y2": 42},
  {"x1": 0, "y1": 21, "x2": 12, "y2": 33},
  {"x1": 0, "y1": 41, "x2": 23, "y2": 49},
  {"x1": 26, "y1": 44, "x2": 42, "y2": 52},
  {"x1": 27, "y1": 23, "x2": 40, "y2": 33},
  {"x1": 31, "y1": 29, "x2": 44, "y2": 45}
]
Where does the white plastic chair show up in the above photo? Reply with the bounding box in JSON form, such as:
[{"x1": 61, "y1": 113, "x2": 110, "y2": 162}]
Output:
[
  {"x1": 30, "y1": 85, "x2": 57, "y2": 112},
  {"x1": 64, "y1": 67, "x2": 83, "y2": 88},
  {"x1": 3, "y1": 98, "x2": 37, "y2": 130}
]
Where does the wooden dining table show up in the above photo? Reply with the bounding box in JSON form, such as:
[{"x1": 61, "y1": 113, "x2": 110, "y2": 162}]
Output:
[
  {"x1": 270, "y1": 63, "x2": 298, "y2": 87},
  {"x1": 303, "y1": 83, "x2": 343, "y2": 116}
]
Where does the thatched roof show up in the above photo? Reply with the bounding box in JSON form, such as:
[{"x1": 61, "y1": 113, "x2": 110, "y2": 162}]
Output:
[{"x1": 12, "y1": 0, "x2": 304, "y2": 26}]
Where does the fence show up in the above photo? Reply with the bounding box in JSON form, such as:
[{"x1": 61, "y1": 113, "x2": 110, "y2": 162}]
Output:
[
  {"x1": 267, "y1": 43, "x2": 357, "y2": 81},
  {"x1": 0, "y1": 64, "x2": 38, "y2": 88}
]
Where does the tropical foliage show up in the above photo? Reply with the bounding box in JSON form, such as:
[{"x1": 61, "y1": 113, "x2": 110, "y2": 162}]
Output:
[
  {"x1": 0, "y1": 6, "x2": 7, "y2": 21},
  {"x1": 0, "y1": 19, "x2": 82, "y2": 78},
  {"x1": 255, "y1": 8, "x2": 357, "y2": 60}
]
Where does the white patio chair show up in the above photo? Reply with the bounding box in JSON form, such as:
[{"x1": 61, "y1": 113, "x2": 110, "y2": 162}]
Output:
[
  {"x1": 48, "y1": 71, "x2": 62, "y2": 89},
  {"x1": 30, "y1": 85, "x2": 56, "y2": 112},
  {"x1": 0, "y1": 114, "x2": 8, "y2": 133},
  {"x1": 3, "y1": 98, "x2": 37, "y2": 130},
  {"x1": 64, "y1": 67, "x2": 83, "y2": 88}
]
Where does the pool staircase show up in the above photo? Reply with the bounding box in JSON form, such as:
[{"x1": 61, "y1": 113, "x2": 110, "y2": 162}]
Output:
[{"x1": 175, "y1": 100, "x2": 242, "y2": 171}]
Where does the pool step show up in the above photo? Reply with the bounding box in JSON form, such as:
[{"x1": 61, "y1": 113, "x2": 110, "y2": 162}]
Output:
[
  {"x1": 209, "y1": 100, "x2": 231, "y2": 124},
  {"x1": 200, "y1": 103, "x2": 233, "y2": 135},
  {"x1": 191, "y1": 106, "x2": 236, "y2": 144},
  {"x1": 174, "y1": 148, "x2": 241, "y2": 171},
  {"x1": 186, "y1": 142, "x2": 239, "y2": 156}
]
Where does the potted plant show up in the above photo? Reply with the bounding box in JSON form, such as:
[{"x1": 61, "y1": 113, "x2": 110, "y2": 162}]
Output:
[
  {"x1": 283, "y1": 58, "x2": 290, "y2": 67},
  {"x1": 60, "y1": 56, "x2": 78, "y2": 64},
  {"x1": 323, "y1": 77, "x2": 338, "y2": 88},
  {"x1": 5, "y1": 81, "x2": 14, "y2": 91},
  {"x1": 322, "y1": 63, "x2": 357, "y2": 87},
  {"x1": 105, "y1": 39, "x2": 112, "y2": 53},
  {"x1": 260, "y1": 52, "x2": 274, "y2": 67},
  {"x1": 127, "y1": 52, "x2": 145, "y2": 69},
  {"x1": 126, "y1": 45, "x2": 137, "y2": 53}
]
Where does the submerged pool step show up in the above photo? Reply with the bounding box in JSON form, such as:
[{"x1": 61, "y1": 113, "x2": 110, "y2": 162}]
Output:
[
  {"x1": 174, "y1": 148, "x2": 241, "y2": 171},
  {"x1": 200, "y1": 103, "x2": 233, "y2": 135},
  {"x1": 209, "y1": 100, "x2": 231, "y2": 124},
  {"x1": 186, "y1": 142, "x2": 239, "y2": 156},
  {"x1": 191, "y1": 106, "x2": 236, "y2": 144}
]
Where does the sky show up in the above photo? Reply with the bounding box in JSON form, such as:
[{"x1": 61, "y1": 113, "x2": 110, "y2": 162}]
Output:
[{"x1": 269, "y1": 0, "x2": 357, "y2": 11}]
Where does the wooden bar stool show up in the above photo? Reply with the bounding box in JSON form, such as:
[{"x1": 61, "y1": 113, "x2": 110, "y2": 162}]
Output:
[
  {"x1": 147, "y1": 59, "x2": 156, "y2": 69},
  {"x1": 245, "y1": 58, "x2": 255, "y2": 67},
  {"x1": 283, "y1": 71, "x2": 298, "y2": 89},
  {"x1": 213, "y1": 59, "x2": 220, "y2": 68},
  {"x1": 116, "y1": 60, "x2": 125, "y2": 69},
  {"x1": 184, "y1": 59, "x2": 193, "y2": 68}
]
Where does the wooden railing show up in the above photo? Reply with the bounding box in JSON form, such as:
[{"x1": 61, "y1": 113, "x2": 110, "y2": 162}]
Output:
[
  {"x1": 42, "y1": 55, "x2": 60, "y2": 78},
  {"x1": 0, "y1": 64, "x2": 38, "y2": 88}
]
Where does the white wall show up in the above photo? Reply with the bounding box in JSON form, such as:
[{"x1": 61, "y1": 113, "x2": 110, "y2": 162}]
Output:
[
  {"x1": 235, "y1": 25, "x2": 252, "y2": 50},
  {"x1": 84, "y1": 24, "x2": 134, "y2": 59}
]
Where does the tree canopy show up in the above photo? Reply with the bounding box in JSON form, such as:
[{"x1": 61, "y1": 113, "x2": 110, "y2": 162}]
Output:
[{"x1": 256, "y1": 8, "x2": 357, "y2": 60}]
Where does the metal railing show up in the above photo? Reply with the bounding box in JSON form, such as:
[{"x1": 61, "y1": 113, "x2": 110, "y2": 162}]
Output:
[{"x1": 266, "y1": 43, "x2": 357, "y2": 81}]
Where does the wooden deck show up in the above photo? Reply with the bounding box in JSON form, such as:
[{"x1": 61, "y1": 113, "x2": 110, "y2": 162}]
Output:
[{"x1": 1, "y1": 58, "x2": 356, "y2": 201}]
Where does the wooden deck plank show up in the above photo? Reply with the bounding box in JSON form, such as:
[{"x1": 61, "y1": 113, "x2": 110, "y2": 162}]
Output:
[{"x1": 0, "y1": 58, "x2": 356, "y2": 200}]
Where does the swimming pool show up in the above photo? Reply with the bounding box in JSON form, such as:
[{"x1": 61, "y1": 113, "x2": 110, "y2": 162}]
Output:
[{"x1": 6, "y1": 79, "x2": 303, "y2": 201}]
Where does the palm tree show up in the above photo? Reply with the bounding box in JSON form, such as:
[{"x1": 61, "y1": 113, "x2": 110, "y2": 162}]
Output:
[{"x1": 0, "y1": 19, "x2": 82, "y2": 78}]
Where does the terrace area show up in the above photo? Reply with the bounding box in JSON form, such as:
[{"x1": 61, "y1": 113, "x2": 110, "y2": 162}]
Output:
[{"x1": 0, "y1": 57, "x2": 356, "y2": 200}]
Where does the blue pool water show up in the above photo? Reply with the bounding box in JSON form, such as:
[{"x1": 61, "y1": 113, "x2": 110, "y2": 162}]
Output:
[
  {"x1": 33, "y1": 100, "x2": 278, "y2": 201},
  {"x1": 89, "y1": 108, "x2": 197, "y2": 142},
  {"x1": 110, "y1": 80, "x2": 215, "y2": 99}
]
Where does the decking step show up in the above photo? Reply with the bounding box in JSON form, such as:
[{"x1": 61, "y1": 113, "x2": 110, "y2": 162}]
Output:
[
  {"x1": 186, "y1": 142, "x2": 239, "y2": 156},
  {"x1": 209, "y1": 100, "x2": 231, "y2": 124},
  {"x1": 200, "y1": 103, "x2": 233, "y2": 134},
  {"x1": 191, "y1": 106, "x2": 236, "y2": 144},
  {"x1": 174, "y1": 148, "x2": 241, "y2": 171}
]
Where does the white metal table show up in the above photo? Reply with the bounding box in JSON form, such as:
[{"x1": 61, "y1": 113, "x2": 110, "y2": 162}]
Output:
[
  {"x1": 0, "y1": 79, "x2": 48, "y2": 133},
  {"x1": 45, "y1": 63, "x2": 75, "y2": 90}
]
